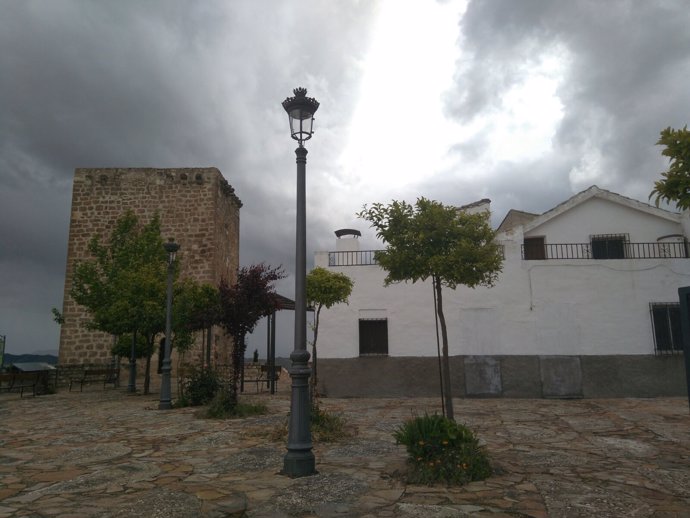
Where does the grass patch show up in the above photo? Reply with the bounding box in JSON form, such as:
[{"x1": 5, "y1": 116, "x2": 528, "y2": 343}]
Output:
[
  {"x1": 310, "y1": 404, "x2": 353, "y2": 442},
  {"x1": 201, "y1": 390, "x2": 267, "y2": 419},
  {"x1": 394, "y1": 413, "x2": 491, "y2": 486},
  {"x1": 271, "y1": 404, "x2": 355, "y2": 442}
]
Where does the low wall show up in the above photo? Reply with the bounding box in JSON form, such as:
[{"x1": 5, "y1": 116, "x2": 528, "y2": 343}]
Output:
[{"x1": 316, "y1": 355, "x2": 688, "y2": 398}]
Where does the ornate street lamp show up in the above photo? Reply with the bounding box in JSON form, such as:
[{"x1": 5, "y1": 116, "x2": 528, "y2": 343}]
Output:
[
  {"x1": 281, "y1": 87, "x2": 319, "y2": 477},
  {"x1": 159, "y1": 238, "x2": 180, "y2": 410}
]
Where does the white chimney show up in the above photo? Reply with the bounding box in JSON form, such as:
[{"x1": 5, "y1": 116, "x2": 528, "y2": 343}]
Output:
[{"x1": 335, "y1": 229, "x2": 361, "y2": 252}]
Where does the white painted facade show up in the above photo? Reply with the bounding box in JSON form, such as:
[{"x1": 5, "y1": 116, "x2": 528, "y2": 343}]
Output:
[{"x1": 313, "y1": 186, "x2": 690, "y2": 359}]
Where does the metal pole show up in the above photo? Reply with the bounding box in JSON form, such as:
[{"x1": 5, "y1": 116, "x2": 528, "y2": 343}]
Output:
[
  {"x1": 677, "y1": 287, "x2": 690, "y2": 412},
  {"x1": 206, "y1": 325, "x2": 212, "y2": 368},
  {"x1": 283, "y1": 145, "x2": 315, "y2": 477},
  {"x1": 159, "y1": 256, "x2": 175, "y2": 409},
  {"x1": 127, "y1": 330, "x2": 137, "y2": 393},
  {"x1": 270, "y1": 311, "x2": 277, "y2": 394},
  {"x1": 266, "y1": 315, "x2": 271, "y2": 390}
]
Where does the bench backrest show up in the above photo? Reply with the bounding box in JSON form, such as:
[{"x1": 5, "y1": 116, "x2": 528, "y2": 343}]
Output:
[{"x1": 260, "y1": 365, "x2": 281, "y2": 379}]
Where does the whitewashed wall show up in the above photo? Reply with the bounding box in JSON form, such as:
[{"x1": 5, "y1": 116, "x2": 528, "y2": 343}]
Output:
[
  {"x1": 525, "y1": 197, "x2": 681, "y2": 242},
  {"x1": 314, "y1": 195, "x2": 690, "y2": 359}
]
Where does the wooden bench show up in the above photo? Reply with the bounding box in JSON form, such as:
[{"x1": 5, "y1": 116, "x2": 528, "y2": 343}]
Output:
[
  {"x1": 0, "y1": 372, "x2": 42, "y2": 397},
  {"x1": 241, "y1": 365, "x2": 281, "y2": 393},
  {"x1": 68, "y1": 368, "x2": 120, "y2": 392}
]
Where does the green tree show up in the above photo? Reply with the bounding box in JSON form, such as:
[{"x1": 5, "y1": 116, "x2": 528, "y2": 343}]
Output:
[
  {"x1": 358, "y1": 198, "x2": 503, "y2": 420},
  {"x1": 173, "y1": 280, "x2": 220, "y2": 367},
  {"x1": 306, "y1": 267, "x2": 353, "y2": 401},
  {"x1": 650, "y1": 125, "x2": 690, "y2": 209},
  {"x1": 51, "y1": 308, "x2": 65, "y2": 325},
  {"x1": 71, "y1": 211, "x2": 170, "y2": 393},
  {"x1": 218, "y1": 264, "x2": 285, "y2": 406}
]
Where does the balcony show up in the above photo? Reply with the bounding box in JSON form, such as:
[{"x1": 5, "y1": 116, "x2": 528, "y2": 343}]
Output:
[
  {"x1": 521, "y1": 242, "x2": 688, "y2": 260},
  {"x1": 328, "y1": 250, "x2": 379, "y2": 266},
  {"x1": 328, "y1": 245, "x2": 506, "y2": 267}
]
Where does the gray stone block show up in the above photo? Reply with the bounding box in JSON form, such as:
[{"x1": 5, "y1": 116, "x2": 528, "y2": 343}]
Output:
[
  {"x1": 501, "y1": 356, "x2": 542, "y2": 397},
  {"x1": 581, "y1": 355, "x2": 688, "y2": 398},
  {"x1": 540, "y1": 356, "x2": 583, "y2": 398},
  {"x1": 464, "y1": 356, "x2": 502, "y2": 396}
]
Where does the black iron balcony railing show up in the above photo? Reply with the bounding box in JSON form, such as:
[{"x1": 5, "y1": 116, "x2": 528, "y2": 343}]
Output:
[
  {"x1": 328, "y1": 245, "x2": 506, "y2": 267},
  {"x1": 522, "y1": 242, "x2": 689, "y2": 260},
  {"x1": 328, "y1": 250, "x2": 379, "y2": 266}
]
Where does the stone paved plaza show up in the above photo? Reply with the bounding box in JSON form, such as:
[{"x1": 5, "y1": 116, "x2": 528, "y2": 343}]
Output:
[{"x1": 1, "y1": 386, "x2": 689, "y2": 517}]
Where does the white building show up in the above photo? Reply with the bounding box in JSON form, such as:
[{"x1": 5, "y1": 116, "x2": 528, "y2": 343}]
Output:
[{"x1": 313, "y1": 186, "x2": 689, "y2": 398}]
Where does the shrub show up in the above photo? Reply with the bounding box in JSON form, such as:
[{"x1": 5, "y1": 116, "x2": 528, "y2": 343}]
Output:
[
  {"x1": 203, "y1": 389, "x2": 267, "y2": 419},
  {"x1": 174, "y1": 392, "x2": 190, "y2": 408},
  {"x1": 270, "y1": 404, "x2": 353, "y2": 442},
  {"x1": 310, "y1": 404, "x2": 351, "y2": 442},
  {"x1": 393, "y1": 413, "x2": 491, "y2": 485},
  {"x1": 182, "y1": 366, "x2": 219, "y2": 406}
]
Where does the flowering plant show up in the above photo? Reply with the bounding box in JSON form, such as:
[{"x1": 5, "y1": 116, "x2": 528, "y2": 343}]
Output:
[{"x1": 393, "y1": 413, "x2": 491, "y2": 485}]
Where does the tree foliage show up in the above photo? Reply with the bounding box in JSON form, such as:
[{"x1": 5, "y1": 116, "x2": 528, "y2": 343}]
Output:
[
  {"x1": 650, "y1": 125, "x2": 690, "y2": 210},
  {"x1": 71, "y1": 211, "x2": 170, "y2": 393},
  {"x1": 359, "y1": 199, "x2": 502, "y2": 289},
  {"x1": 218, "y1": 264, "x2": 285, "y2": 404},
  {"x1": 71, "y1": 211, "x2": 169, "y2": 338},
  {"x1": 112, "y1": 332, "x2": 154, "y2": 359},
  {"x1": 306, "y1": 267, "x2": 353, "y2": 401},
  {"x1": 358, "y1": 198, "x2": 503, "y2": 420},
  {"x1": 173, "y1": 280, "x2": 220, "y2": 356}
]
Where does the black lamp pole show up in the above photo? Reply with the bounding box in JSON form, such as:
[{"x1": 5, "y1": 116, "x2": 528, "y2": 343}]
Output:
[
  {"x1": 159, "y1": 238, "x2": 179, "y2": 410},
  {"x1": 281, "y1": 87, "x2": 319, "y2": 477}
]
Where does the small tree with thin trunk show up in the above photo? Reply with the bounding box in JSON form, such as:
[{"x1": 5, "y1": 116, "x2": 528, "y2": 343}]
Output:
[
  {"x1": 358, "y1": 198, "x2": 503, "y2": 420},
  {"x1": 173, "y1": 280, "x2": 220, "y2": 367},
  {"x1": 71, "y1": 211, "x2": 170, "y2": 394},
  {"x1": 306, "y1": 266, "x2": 354, "y2": 401},
  {"x1": 218, "y1": 264, "x2": 285, "y2": 406}
]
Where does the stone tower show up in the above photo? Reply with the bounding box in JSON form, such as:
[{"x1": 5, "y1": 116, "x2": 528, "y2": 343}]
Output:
[{"x1": 58, "y1": 167, "x2": 241, "y2": 365}]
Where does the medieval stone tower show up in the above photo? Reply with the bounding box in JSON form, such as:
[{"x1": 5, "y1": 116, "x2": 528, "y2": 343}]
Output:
[{"x1": 58, "y1": 167, "x2": 241, "y2": 365}]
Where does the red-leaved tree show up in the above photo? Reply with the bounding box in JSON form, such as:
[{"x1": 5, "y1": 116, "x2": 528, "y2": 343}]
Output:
[{"x1": 218, "y1": 264, "x2": 285, "y2": 404}]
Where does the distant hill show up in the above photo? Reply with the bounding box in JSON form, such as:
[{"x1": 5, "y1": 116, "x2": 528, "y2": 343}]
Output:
[{"x1": 3, "y1": 353, "x2": 58, "y2": 366}]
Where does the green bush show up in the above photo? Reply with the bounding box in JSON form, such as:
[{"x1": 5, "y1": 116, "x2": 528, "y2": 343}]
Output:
[
  {"x1": 173, "y1": 392, "x2": 190, "y2": 408},
  {"x1": 183, "y1": 366, "x2": 219, "y2": 406},
  {"x1": 270, "y1": 404, "x2": 353, "y2": 442},
  {"x1": 310, "y1": 404, "x2": 351, "y2": 442},
  {"x1": 203, "y1": 389, "x2": 267, "y2": 419},
  {"x1": 393, "y1": 413, "x2": 491, "y2": 486}
]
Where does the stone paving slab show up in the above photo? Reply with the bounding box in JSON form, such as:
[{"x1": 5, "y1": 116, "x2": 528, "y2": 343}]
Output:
[{"x1": 0, "y1": 389, "x2": 689, "y2": 517}]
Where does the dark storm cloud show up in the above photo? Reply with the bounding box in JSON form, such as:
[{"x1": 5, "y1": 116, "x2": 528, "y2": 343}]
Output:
[
  {"x1": 441, "y1": 0, "x2": 690, "y2": 212},
  {"x1": 0, "y1": 0, "x2": 378, "y2": 354}
]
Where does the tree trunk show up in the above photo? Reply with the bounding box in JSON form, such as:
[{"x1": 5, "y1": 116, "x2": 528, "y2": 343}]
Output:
[
  {"x1": 435, "y1": 276, "x2": 454, "y2": 421},
  {"x1": 144, "y1": 334, "x2": 153, "y2": 395},
  {"x1": 206, "y1": 325, "x2": 212, "y2": 368},
  {"x1": 229, "y1": 333, "x2": 244, "y2": 407},
  {"x1": 310, "y1": 305, "x2": 322, "y2": 403}
]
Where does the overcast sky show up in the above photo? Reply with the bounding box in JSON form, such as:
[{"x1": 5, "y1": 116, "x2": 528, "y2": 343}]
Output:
[{"x1": 1, "y1": 0, "x2": 689, "y2": 357}]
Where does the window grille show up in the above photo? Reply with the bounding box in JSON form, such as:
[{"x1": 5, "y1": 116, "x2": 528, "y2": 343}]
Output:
[
  {"x1": 590, "y1": 233, "x2": 628, "y2": 259},
  {"x1": 359, "y1": 319, "x2": 388, "y2": 356},
  {"x1": 523, "y1": 237, "x2": 546, "y2": 260},
  {"x1": 649, "y1": 302, "x2": 684, "y2": 355}
]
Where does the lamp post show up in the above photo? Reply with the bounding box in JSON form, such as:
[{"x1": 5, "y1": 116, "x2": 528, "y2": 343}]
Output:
[
  {"x1": 159, "y1": 238, "x2": 179, "y2": 410},
  {"x1": 281, "y1": 87, "x2": 319, "y2": 477}
]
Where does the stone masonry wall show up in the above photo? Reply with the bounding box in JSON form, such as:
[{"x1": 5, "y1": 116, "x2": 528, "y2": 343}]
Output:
[{"x1": 58, "y1": 168, "x2": 241, "y2": 366}]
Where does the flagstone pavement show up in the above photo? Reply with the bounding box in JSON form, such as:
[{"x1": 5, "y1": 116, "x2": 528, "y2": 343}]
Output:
[{"x1": 0, "y1": 386, "x2": 689, "y2": 517}]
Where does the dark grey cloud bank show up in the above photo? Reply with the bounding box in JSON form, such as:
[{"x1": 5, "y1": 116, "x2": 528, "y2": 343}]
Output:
[
  {"x1": 2, "y1": 0, "x2": 689, "y2": 355},
  {"x1": 420, "y1": 0, "x2": 690, "y2": 221},
  {"x1": 0, "y1": 0, "x2": 378, "y2": 355}
]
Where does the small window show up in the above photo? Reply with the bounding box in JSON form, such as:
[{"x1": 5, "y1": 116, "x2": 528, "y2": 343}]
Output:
[
  {"x1": 359, "y1": 319, "x2": 388, "y2": 355},
  {"x1": 650, "y1": 303, "x2": 683, "y2": 355},
  {"x1": 591, "y1": 234, "x2": 627, "y2": 259},
  {"x1": 523, "y1": 237, "x2": 546, "y2": 260}
]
